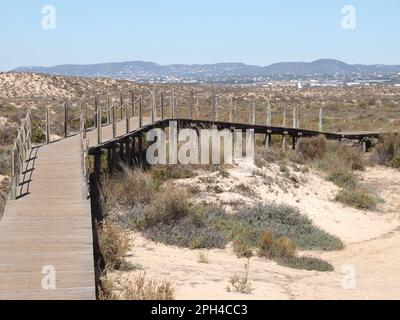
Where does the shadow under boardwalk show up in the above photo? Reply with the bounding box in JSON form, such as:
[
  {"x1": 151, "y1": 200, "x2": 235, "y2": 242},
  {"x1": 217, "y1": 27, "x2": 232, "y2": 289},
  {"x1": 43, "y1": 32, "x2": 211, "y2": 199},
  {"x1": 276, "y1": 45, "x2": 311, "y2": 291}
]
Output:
[{"x1": 0, "y1": 135, "x2": 95, "y2": 300}]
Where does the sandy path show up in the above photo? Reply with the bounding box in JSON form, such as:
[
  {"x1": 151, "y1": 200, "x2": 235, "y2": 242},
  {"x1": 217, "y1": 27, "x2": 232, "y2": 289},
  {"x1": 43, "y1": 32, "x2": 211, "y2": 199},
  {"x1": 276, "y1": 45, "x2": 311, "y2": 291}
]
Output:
[{"x1": 111, "y1": 165, "x2": 400, "y2": 300}]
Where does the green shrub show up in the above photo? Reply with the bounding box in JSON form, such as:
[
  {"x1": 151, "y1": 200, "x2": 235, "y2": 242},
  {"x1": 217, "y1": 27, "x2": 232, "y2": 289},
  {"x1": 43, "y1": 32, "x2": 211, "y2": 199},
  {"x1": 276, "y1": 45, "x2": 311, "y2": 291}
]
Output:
[
  {"x1": 327, "y1": 170, "x2": 357, "y2": 189},
  {"x1": 151, "y1": 165, "x2": 195, "y2": 186},
  {"x1": 144, "y1": 216, "x2": 227, "y2": 249},
  {"x1": 31, "y1": 122, "x2": 46, "y2": 144},
  {"x1": 334, "y1": 188, "x2": 377, "y2": 210},
  {"x1": 296, "y1": 136, "x2": 327, "y2": 161},
  {"x1": 277, "y1": 256, "x2": 334, "y2": 272},
  {"x1": 216, "y1": 203, "x2": 343, "y2": 251},
  {"x1": 232, "y1": 226, "x2": 254, "y2": 258}
]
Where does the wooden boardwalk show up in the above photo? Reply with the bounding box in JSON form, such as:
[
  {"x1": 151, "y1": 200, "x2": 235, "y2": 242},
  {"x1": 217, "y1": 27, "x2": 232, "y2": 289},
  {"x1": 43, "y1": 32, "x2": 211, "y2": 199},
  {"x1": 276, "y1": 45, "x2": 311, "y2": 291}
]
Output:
[{"x1": 0, "y1": 117, "x2": 154, "y2": 300}]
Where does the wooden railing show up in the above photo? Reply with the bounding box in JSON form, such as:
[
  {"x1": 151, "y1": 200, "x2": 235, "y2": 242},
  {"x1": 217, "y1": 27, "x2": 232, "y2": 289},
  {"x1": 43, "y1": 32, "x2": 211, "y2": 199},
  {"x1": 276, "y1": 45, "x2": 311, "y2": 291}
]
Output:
[
  {"x1": 10, "y1": 111, "x2": 32, "y2": 200},
  {"x1": 79, "y1": 113, "x2": 89, "y2": 200}
]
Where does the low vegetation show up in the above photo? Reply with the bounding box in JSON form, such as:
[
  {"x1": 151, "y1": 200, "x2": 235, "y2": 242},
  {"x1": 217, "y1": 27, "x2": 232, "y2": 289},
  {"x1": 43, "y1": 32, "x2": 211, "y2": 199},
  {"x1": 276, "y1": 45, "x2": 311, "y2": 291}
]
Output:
[
  {"x1": 97, "y1": 220, "x2": 131, "y2": 270},
  {"x1": 371, "y1": 134, "x2": 400, "y2": 168},
  {"x1": 277, "y1": 256, "x2": 334, "y2": 272},
  {"x1": 226, "y1": 260, "x2": 254, "y2": 294},
  {"x1": 121, "y1": 273, "x2": 176, "y2": 300},
  {"x1": 334, "y1": 189, "x2": 378, "y2": 210}
]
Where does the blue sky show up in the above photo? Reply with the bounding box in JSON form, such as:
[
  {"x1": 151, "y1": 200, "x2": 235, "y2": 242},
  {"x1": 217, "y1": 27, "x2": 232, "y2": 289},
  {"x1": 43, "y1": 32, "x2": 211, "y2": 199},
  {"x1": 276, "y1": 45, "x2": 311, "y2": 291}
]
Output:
[{"x1": 0, "y1": 1, "x2": 399, "y2": 70}]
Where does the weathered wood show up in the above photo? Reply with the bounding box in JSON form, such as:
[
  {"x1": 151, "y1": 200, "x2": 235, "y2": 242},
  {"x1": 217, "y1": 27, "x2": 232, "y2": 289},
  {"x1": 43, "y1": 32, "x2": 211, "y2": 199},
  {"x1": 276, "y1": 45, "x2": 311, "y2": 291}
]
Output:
[
  {"x1": 107, "y1": 94, "x2": 111, "y2": 124},
  {"x1": 112, "y1": 104, "x2": 116, "y2": 139},
  {"x1": 252, "y1": 101, "x2": 256, "y2": 125},
  {"x1": 139, "y1": 96, "x2": 143, "y2": 127},
  {"x1": 151, "y1": 91, "x2": 155, "y2": 123},
  {"x1": 63, "y1": 102, "x2": 68, "y2": 138},
  {"x1": 293, "y1": 107, "x2": 297, "y2": 129},
  {"x1": 45, "y1": 107, "x2": 51, "y2": 145},
  {"x1": 160, "y1": 91, "x2": 164, "y2": 120},
  {"x1": 125, "y1": 103, "x2": 130, "y2": 134},
  {"x1": 282, "y1": 107, "x2": 287, "y2": 151},
  {"x1": 229, "y1": 96, "x2": 233, "y2": 122},
  {"x1": 97, "y1": 106, "x2": 102, "y2": 145},
  {"x1": 131, "y1": 89, "x2": 135, "y2": 117},
  {"x1": 120, "y1": 92, "x2": 124, "y2": 120},
  {"x1": 0, "y1": 135, "x2": 95, "y2": 300},
  {"x1": 171, "y1": 90, "x2": 176, "y2": 118},
  {"x1": 94, "y1": 96, "x2": 98, "y2": 128},
  {"x1": 210, "y1": 94, "x2": 216, "y2": 121},
  {"x1": 319, "y1": 107, "x2": 324, "y2": 132}
]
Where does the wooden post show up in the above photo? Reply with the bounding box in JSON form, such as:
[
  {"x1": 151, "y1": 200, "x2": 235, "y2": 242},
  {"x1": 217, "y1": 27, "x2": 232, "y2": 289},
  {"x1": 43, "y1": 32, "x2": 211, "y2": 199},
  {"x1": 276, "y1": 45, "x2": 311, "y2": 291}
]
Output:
[
  {"x1": 138, "y1": 134, "x2": 143, "y2": 164},
  {"x1": 63, "y1": 102, "x2": 68, "y2": 138},
  {"x1": 97, "y1": 106, "x2": 102, "y2": 145},
  {"x1": 139, "y1": 95, "x2": 143, "y2": 127},
  {"x1": 45, "y1": 106, "x2": 50, "y2": 144},
  {"x1": 151, "y1": 91, "x2": 155, "y2": 123},
  {"x1": 293, "y1": 107, "x2": 297, "y2": 128},
  {"x1": 160, "y1": 91, "x2": 165, "y2": 120},
  {"x1": 79, "y1": 99, "x2": 84, "y2": 114},
  {"x1": 125, "y1": 103, "x2": 130, "y2": 134},
  {"x1": 10, "y1": 147, "x2": 17, "y2": 200},
  {"x1": 234, "y1": 100, "x2": 237, "y2": 122},
  {"x1": 282, "y1": 107, "x2": 287, "y2": 151},
  {"x1": 229, "y1": 96, "x2": 233, "y2": 122},
  {"x1": 266, "y1": 101, "x2": 272, "y2": 149},
  {"x1": 196, "y1": 96, "x2": 200, "y2": 120},
  {"x1": 189, "y1": 92, "x2": 194, "y2": 120},
  {"x1": 107, "y1": 94, "x2": 111, "y2": 124},
  {"x1": 112, "y1": 104, "x2": 116, "y2": 139},
  {"x1": 266, "y1": 101, "x2": 272, "y2": 126},
  {"x1": 120, "y1": 92, "x2": 124, "y2": 120},
  {"x1": 210, "y1": 94, "x2": 216, "y2": 121},
  {"x1": 131, "y1": 90, "x2": 135, "y2": 117},
  {"x1": 297, "y1": 105, "x2": 301, "y2": 129},
  {"x1": 292, "y1": 136, "x2": 296, "y2": 150},
  {"x1": 94, "y1": 96, "x2": 98, "y2": 128},
  {"x1": 319, "y1": 107, "x2": 324, "y2": 132},
  {"x1": 107, "y1": 146, "x2": 113, "y2": 173},
  {"x1": 171, "y1": 90, "x2": 175, "y2": 118},
  {"x1": 252, "y1": 101, "x2": 256, "y2": 125},
  {"x1": 362, "y1": 138, "x2": 368, "y2": 153}
]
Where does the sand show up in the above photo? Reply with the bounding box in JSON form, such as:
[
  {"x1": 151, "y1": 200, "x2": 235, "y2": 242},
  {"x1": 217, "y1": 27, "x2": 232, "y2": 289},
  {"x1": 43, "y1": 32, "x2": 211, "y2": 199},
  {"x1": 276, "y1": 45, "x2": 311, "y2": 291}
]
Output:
[{"x1": 107, "y1": 164, "x2": 400, "y2": 300}]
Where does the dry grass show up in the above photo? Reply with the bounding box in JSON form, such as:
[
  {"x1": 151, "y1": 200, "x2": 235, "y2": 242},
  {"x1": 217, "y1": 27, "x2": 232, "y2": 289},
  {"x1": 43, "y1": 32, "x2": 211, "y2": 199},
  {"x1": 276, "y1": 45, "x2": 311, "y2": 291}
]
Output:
[
  {"x1": 101, "y1": 167, "x2": 156, "y2": 210},
  {"x1": 257, "y1": 230, "x2": 296, "y2": 259},
  {"x1": 198, "y1": 252, "x2": 209, "y2": 264},
  {"x1": 226, "y1": 259, "x2": 254, "y2": 294},
  {"x1": 121, "y1": 273, "x2": 176, "y2": 300},
  {"x1": 296, "y1": 135, "x2": 327, "y2": 161},
  {"x1": 371, "y1": 134, "x2": 400, "y2": 168},
  {"x1": 97, "y1": 220, "x2": 131, "y2": 270}
]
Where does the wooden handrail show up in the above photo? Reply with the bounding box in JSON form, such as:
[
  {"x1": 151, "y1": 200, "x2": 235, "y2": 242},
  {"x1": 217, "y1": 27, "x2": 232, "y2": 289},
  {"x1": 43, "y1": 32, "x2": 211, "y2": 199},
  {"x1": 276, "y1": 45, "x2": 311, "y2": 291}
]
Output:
[{"x1": 10, "y1": 111, "x2": 32, "y2": 200}]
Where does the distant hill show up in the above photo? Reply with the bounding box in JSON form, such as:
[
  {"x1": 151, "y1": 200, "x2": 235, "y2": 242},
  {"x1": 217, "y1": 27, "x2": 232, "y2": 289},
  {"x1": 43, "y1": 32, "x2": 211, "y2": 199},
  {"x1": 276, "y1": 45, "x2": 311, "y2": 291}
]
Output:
[{"x1": 13, "y1": 59, "x2": 400, "y2": 82}]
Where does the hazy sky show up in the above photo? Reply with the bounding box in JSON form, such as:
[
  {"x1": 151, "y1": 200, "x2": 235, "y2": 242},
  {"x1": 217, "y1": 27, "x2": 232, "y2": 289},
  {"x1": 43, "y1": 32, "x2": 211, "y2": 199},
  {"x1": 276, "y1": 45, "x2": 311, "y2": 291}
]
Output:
[{"x1": 0, "y1": 1, "x2": 399, "y2": 70}]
